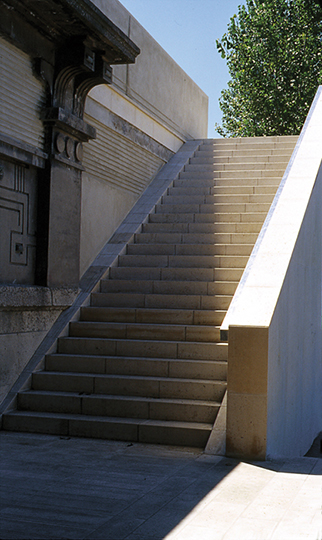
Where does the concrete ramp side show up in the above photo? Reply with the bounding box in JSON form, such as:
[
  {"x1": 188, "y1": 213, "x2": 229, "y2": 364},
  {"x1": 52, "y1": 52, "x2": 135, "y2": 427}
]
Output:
[{"x1": 222, "y1": 86, "x2": 322, "y2": 460}]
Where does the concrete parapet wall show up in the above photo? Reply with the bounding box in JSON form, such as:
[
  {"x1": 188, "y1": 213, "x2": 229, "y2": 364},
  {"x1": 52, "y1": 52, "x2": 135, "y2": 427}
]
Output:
[
  {"x1": 223, "y1": 87, "x2": 322, "y2": 459},
  {"x1": 91, "y1": 0, "x2": 208, "y2": 143}
]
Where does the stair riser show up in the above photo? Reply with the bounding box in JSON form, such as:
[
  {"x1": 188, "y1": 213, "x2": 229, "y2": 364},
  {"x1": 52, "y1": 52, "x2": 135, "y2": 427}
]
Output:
[
  {"x1": 183, "y1": 162, "x2": 288, "y2": 173},
  {"x1": 58, "y1": 338, "x2": 228, "y2": 360},
  {"x1": 163, "y1": 194, "x2": 274, "y2": 204},
  {"x1": 148, "y1": 212, "x2": 266, "y2": 223},
  {"x1": 2, "y1": 413, "x2": 211, "y2": 448},
  {"x1": 169, "y1": 185, "x2": 277, "y2": 196},
  {"x1": 127, "y1": 244, "x2": 253, "y2": 256},
  {"x1": 117, "y1": 254, "x2": 249, "y2": 268},
  {"x1": 155, "y1": 203, "x2": 271, "y2": 213},
  {"x1": 137, "y1": 231, "x2": 258, "y2": 244},
  {"x1": 46, "y1": 355, "x2": 227, "y2": 380},
  {"x1": 190, "y1": 155, "x2": 292, "y2": 165},
  {"x1": 69, "y1": 321, "x2": 222, "y2": 342},
  {"x1": 32, "y1": 373, "x2": 226, "y2": 401},
  {"x1": 143, "y1": 222, "x2": 262, "y2": 234},
  {"x1": 80, "y1": 307, "x2": 227, "y2": 326},
  {"x1": 110, "y1": 266, "x2": 216, "y2": 281},
  {"x1": 179, "y1": 169, "x2": 285, "y2": 180},
  {"x1": 173, "y1": 177, "x2": 281, "y2": 187},
  {"x1": 18, "y1": 393, "x2": 219, "y2": 423},
  {"x1": 91, "y1": 292, "x2": 232, "y2": 310},
  {"x1": 100, "y1": 279, "x2": 238, "y2": 296}
]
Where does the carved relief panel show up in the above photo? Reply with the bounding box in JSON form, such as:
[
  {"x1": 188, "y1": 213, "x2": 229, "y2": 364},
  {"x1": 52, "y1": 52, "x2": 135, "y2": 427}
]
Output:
[{"x1": 0, "y1": 157, "x2": 37, "y2": 284}]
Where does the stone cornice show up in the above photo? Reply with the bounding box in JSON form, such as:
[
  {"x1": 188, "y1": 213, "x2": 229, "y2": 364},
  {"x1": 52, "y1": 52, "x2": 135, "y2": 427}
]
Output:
[{"x1": 0, "y1": 0, "x2": 140, "y2": 65}]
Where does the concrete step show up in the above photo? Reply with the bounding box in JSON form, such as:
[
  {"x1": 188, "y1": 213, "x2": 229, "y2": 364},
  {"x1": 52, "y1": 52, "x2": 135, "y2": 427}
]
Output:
[
  {"x1": 127, "y1": 243, "x2": 253, "y2": 257},
  {"x1": 178, "y1": 168, "x2": 285, "y2": 180},
  {"x1": 57, "y1": 336, "x2": 228, "y2": 360},
  {"x1": 31, "y1": 372, "x2": 227, "y2": 401},
  {"x1": 173, "y1": 177, "x2": 282, "y2": 187},
  {"x1": 183, "y1": 162, "x2": 288, "y2": 173},
  {"x1": 110, "y1": 264, "x2": 243, "y2": 283},
  {"x1": 168, "y1": 185, "x2": 278, "y2": 196},
  {"x1": 155, "y1": 202, "x2": 271, "y2": 214},
  {"x1": 91, "y1": 291, "x2": 232, "y2": 310},
  {"x1": 136, "y1": 231, "x2": 258, "y2": 244},
  {"x1": 2, "y1": 410, "x2": 213, "y2": 447},
  {"x1": 142, "y1": 222, "x2": 262, "y2": 234},
  {"x1": 100, "y1": 279, "x2": 238, "y2": 296},
  {"x1": 117, "y1": 254, "x2": 249, "y2": 268},
  {"x1": 45, "y1": 354, "x2": 228, "y2": 380},
  {"x1": 148, "y1": 212, "x2": 266, "y2": 223},
  {"x1": 189, "y1": 154, "x2": 293, "y2": 165},
  {"x1": 80, "y1": 306, "x2": 227, "y2": 326},
  {"x1": 69, "y1": 321, "x2": 223, "y2": 343},
  {"x1": 161, "y1": 194, "x2": 273, "y2": 205},
  {"x1": 17, "y1": 390, "x2": 220, "y2": 423}
]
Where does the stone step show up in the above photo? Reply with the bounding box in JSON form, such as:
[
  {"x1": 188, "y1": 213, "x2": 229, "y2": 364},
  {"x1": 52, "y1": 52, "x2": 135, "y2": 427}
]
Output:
[
  {"x1": 91, "y1": 291, "x2": 232, "y2": 310},
  {"x1": 17, "y1": 391, "x2": 220, "y2": 423},
  {"x1": 100, "y1": 279, "x2": 238, "y2": 296},
  {"x1": 138, "y1": 230, "x2": 258, "y2": 244},
  {"x1": 173, "y1": 176, "x2": 282, "y2": 187},
  {"x1": 150, "y1": 212, "x2": 266, "y2": 223},
  {"x1": 57, "y1": 337, "x2": 228, "y2": 360},
  {"x1": 45, "y1": 354, "x2": 228, "y2": 380},
  {"x1": 117, "y1": 254, "x2": 249, "y2": 268},
  {"x1": 162, "y1": 194, "x2": 274, "y2": 204},
  {"x1": 155, "y1": 202, "x2": 271, "y2": 214},
  {"x1": 127, "y1": 243, "x2": 253, "y2": 256},
  {"x1": 109, "y1": 265, "x2": 215, "y2": 281},
  {"x1": 31, "y1": 372, "x2": 227, "y2": 401},
  {"x1": 183, "y1": 162, "x2": 288, "y2": 173},
  {"x1": 80, "y1": 306, "x2": 227, "y2": 326},
  {"x1": 69, "y1": 321, "x2": 223, "y2": 343},
  {"x1": 168, "y1": 185, "x2": 278, "y2": 196},
  {"x1": 2, "y1": 411, "x2": 213, "y2": 447},
  {"x1": 199, "y1": 139, "x2": 297, "y2": 151},
  {"x1": 189, "y1": 154, "x2": 293, "y2": 165},
  {"x1": 179, "y1": 168, "x2": 285, "y2": 180},
  {"x1": 142, "y1": 221, "x2": 262, "y2": 234}
]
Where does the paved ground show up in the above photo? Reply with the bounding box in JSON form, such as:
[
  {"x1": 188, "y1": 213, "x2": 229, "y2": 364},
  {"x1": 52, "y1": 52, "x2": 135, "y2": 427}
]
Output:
[{"x1": 0, "y1": 431, "x2": 321, "y2": 540}]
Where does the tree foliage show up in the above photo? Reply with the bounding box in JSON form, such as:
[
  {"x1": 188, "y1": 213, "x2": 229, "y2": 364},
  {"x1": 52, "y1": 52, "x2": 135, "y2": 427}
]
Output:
[{"x1": 216, "y1": 0, "x2": 322, "y2": 137}]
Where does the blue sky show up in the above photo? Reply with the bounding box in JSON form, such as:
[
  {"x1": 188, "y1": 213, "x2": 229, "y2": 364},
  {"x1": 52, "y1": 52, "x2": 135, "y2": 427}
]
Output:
[{"x1": 118, "y1": 0, "x2": 242, "y2": 138}]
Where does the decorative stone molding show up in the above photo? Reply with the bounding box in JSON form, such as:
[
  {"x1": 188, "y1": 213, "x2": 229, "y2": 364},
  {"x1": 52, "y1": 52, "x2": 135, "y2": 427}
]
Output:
[{"x1": 0, "y1": 0, "x2": 140, "y2": 288}]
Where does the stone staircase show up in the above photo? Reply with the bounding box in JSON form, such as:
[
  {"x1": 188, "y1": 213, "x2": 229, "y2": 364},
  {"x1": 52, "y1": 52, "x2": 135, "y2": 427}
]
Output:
[{"x1": 2, "y1": 136, "x2": 297, "y2": 448}]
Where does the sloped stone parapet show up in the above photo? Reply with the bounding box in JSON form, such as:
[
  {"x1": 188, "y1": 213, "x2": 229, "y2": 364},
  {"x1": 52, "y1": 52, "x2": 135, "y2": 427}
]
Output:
[{"x1": 222, "y1": 87, "x2": 322, "y2": 460}]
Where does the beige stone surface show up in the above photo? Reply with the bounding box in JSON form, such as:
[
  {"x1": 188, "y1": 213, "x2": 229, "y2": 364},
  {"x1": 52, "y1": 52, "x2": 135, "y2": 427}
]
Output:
[
  {"x1": 228, "y1": 326, "x2": 268, "y2": 395},
  {"x1": 0, "y1": 328, "x2": 56, "y2": 405},
  {"x1": 226, "y1": 393, "x2": 267, "y2": 460},
  {"x1": 80, "y1": 174, "x2": 137, "y2": 276}
]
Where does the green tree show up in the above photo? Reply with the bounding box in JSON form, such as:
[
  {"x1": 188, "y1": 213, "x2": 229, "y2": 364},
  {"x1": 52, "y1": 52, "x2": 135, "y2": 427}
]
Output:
[{"x1": 216, "y1": 0, "x2": 322, "y2": 137}]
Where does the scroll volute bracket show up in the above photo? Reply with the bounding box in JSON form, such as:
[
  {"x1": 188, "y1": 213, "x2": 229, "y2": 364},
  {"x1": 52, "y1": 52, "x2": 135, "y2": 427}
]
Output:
[{"x1": 36, "y1": 37, "x2": 112, "y2": 130}]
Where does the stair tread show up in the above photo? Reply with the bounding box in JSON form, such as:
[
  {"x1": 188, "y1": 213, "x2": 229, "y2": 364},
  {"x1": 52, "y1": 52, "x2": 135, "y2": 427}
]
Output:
[
  {"x1": 19, "y1": 389, "x2": 222, "y2": 407},
  {"x1": 47, "y1": 352, "x2": 227, "y2": 363},
  {"x1": 4, "y1": 409, "x2": 213, "y2": 429},
  {"x1": 37, "y1": 371, "x2": 226, "y2": 383}
]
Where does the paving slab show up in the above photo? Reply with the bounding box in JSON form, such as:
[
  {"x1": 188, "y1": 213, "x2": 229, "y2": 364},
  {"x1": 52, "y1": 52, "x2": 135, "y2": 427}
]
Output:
[{"x1": 0, "y1": 431, "x2": 321, "y2": 540}]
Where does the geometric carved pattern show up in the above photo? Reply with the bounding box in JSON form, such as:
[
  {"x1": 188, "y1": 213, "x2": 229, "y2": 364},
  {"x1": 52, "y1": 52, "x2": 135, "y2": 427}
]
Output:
[{"x1": 0, "y1": 158, "x2": 37, "y2": 284}]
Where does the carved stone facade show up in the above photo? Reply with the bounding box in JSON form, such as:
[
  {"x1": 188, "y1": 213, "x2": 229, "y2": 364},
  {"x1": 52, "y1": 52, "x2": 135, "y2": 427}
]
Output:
[{"x1": 0, "y1": 0, "x2": 139, "y2": 288}]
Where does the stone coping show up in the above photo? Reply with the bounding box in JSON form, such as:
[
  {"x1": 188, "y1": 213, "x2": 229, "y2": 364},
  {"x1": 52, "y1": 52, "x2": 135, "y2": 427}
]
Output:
[{"x1": 221, "y1": 86, "x2": 322, "y2": 332}]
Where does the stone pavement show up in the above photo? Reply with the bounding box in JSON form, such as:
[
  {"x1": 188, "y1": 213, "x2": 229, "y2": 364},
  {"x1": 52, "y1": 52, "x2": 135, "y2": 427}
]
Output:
[{"x1": 0, "y1": 431, "x2": 321, "y2": 540}]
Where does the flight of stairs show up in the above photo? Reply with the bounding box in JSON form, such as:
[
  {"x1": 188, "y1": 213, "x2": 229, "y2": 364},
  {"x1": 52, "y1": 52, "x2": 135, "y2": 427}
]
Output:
[{"x1": 3, "y1": 136, "x2": 297, "y2": 448}]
